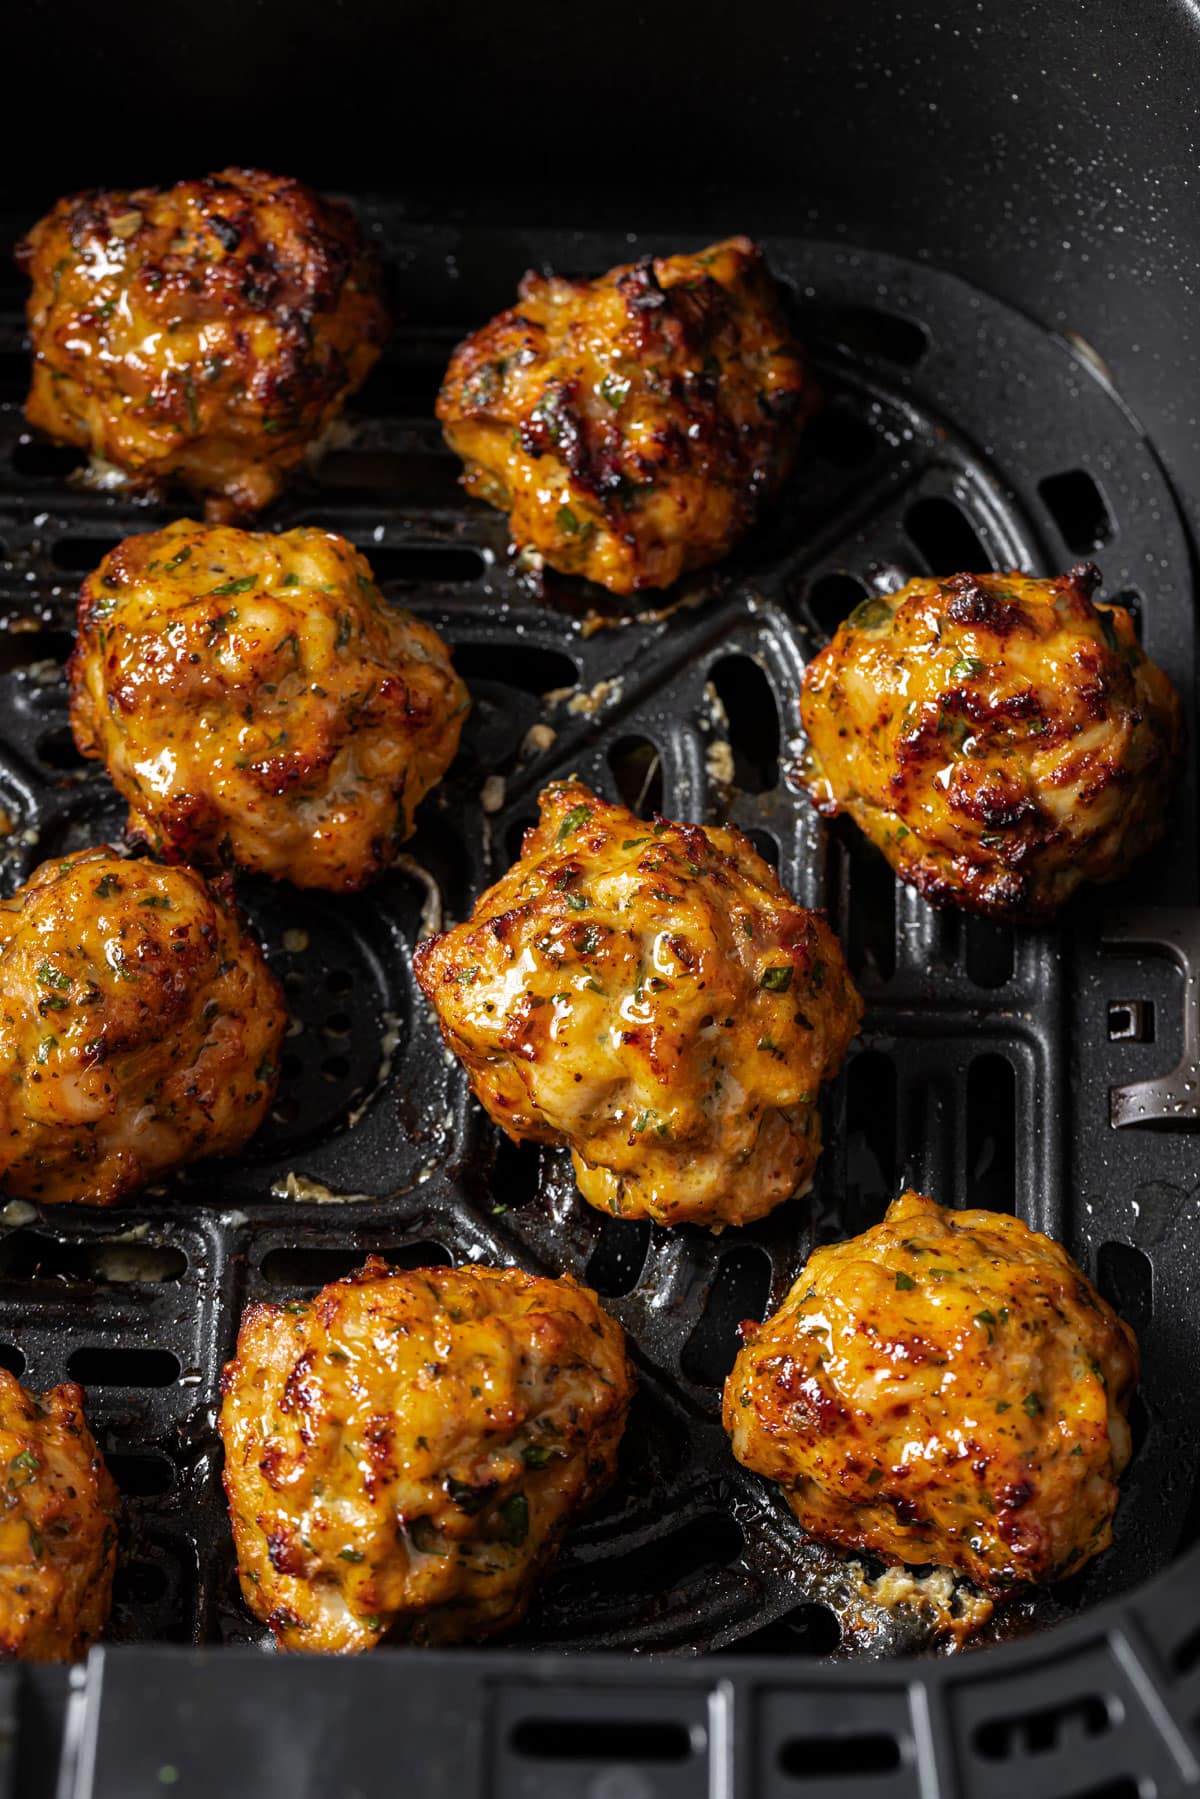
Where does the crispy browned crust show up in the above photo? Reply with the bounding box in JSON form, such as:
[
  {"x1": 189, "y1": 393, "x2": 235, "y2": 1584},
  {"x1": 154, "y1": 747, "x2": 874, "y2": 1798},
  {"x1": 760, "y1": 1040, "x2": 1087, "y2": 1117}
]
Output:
[
  {"x1": 17, "y1": 167, "x2": 390, "y2": 516},
  {"x1": 0, "y1": 1370, "x2": 118, "y2": 1660},
  {"x1": 437, "y1": 236, "x2": 815, "y2": 593},
  {"x1": 799, "y1": 564, "x2": 1184, "y2": 919},
  {"x1": 413, "y1": 779, "x2": 861, "y2": 1229},
  {"x1": 69, "y1": 522, "x2": 469, "y2": 891},
  {"x1": 219, "y1": 1258, "x2": 634, "y2": 1651},
  {"x1": 0, "y1": 846, "x2": 285, "y2": 1204},
  {"x1": 724, "y1": 1191, "x2": 1139, "y2": 1605}
]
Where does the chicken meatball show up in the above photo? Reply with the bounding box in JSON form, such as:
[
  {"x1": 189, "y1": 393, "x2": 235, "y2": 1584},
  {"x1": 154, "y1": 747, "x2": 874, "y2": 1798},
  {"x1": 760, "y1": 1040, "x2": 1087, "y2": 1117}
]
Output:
[
  {"x1": 437, "y1": 236, "x2": 814, "y2": 594},
  {"x1": 17, "y1": 167, "x2": 389, "y2": 517},
  {"x1": 724, "y1": 1191, "x2": 1138, "y2": 1600},
  {"x1": 0, "y1": 1370, "x2": 118, "y2": 1661},
  {"x1": 70, "y1": 523, "x2": 469, "y2": 892},
  {"x1": 220, "y1": 1257, "x2": 633, "y2": 1651},
  {"x1": 0, "y1": 847, "x2": 285, "y2": 1205},
  {"x1": 800, "y1": 564, "x2": 1183, "y2": 919},
  {"x1": 414, "y1": 781, "x2": 861, "y2": 1229}
]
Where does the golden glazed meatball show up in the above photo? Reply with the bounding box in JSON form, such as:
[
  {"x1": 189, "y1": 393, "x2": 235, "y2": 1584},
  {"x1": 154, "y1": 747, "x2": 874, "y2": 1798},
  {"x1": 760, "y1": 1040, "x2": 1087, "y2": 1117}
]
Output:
[
  {"x1": 220, "y1": 1257, "x2": 633, "y2": 1652},
  {"x1": 0, "y1": 847, "x2": 285, "y2": 1205},
  {"x1": 70, "y1": 523, "x2": 469, "y2": 892},
  {"x1": 724, "y1": 1191, "x2": 1138, "y2": 1601},
  {"x1": 437, "y1": 236, "x2": 814, "y2": 594},
  {"x1": 0, "y1": 1371, "x2": 118, "y2": 1661},
  {"x1": 17, "y1": 167, "x2": 389, "y2": 517},
  {"x1": 414, "y1": 781, "x2": 861, "y2": 1229},
  {"x1": 800, "y1": 564, "x2": 1183, "y2": 920}
]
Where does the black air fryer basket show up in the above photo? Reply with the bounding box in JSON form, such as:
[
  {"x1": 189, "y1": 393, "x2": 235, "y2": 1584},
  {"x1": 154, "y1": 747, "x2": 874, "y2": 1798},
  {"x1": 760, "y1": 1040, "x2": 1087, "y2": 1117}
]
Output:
[{"x1": 3, "y1": 2, "x2": 1200, "y2": 1794}]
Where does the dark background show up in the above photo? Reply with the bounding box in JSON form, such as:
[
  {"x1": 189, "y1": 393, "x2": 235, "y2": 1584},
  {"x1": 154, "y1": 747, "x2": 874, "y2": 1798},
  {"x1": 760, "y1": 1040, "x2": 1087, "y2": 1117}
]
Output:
[{"x1": 3, "y1": 0, "x2": 1200, "y2": 517}]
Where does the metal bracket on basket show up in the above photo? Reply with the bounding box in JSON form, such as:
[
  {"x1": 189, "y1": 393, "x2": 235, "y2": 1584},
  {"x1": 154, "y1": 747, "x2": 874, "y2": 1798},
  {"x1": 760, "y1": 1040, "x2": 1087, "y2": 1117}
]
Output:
[{"x1": 1101, "y1": 908, "x2": 1200, "y2": 1128}]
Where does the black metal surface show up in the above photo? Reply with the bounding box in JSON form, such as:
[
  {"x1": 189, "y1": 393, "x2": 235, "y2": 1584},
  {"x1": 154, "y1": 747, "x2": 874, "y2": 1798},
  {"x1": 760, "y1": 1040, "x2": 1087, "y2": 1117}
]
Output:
[{"x1": 0, "y1": 214, "x2": 1197, "y2": 1792}]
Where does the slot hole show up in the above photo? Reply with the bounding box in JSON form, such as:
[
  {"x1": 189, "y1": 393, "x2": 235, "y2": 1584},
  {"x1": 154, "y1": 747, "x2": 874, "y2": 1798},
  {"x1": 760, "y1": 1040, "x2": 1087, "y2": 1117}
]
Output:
[
  {"x1": 453, "y1": 642, "x2": 578, "y2": 695},
  {"x1": 777, "y1": 1733, "x2": 903, "y2": 1777},
  {"x1": 730, "y1": 1602, "x2": 842, "y2": 1655},
  {"x1": 746, "y1": 829, "x2": 780, "y2": 871},
  {"x1": 845, "y1": 1051, "x2": 898, "y2": 1226},
  {"x1": 0, "y1": 1346, "x2": 25, "y2": 1376},
  {"x1": 708, "y1": 656, "x2": 779, "y2": 793},
  {"x1": 326, "y1": 970, "x2": 354, "y2": 997},
  {"x1": 353, "y1": 357, "x2": 443, "y2": 418},
  {"x1": 966, "y1": 1054, "x2": 1016, "y2": 1213},
  {"x1": 906, "y1": 495, "x2": 991, "y2": 574},
  {"x1": 11, "y1": 438, "x2": 87, "y2": 480},
  {"x1": 113, "y1": 1560, "x2": 170, "y2": 1606},
  {"x1": 36, "y1": 726, "x2": 87, "y2": 771},
  {"x1": 365, "y1": 543, "x2": 485, "y2": 585},
  {"x1": 585, "y1": 1217, "x2": 649, "y2": 1297},
  {"x1": 681, "y1": 1248, "x2": 773, "y2": 1387},
  {"x1": 1096, "y1": 1241, "x2": 1153, "y2": 1333},
  {"x1": 560, "y1": 1512, "x2": 744, "y2": 1606},
  {"x1": 48, "y1": 536, "x2": 123, "y2": 575},
  {"x1": 107, "y1": 1452, "x2": 178, "y2": 1497},
  {"x1": 0, "y1": 629, "x2": 74, "y2": 674},
  {"x1": 67, "y1": 1346, "x2": 181, "y2": 1388},
  {"x1": 803, "y1": 304, "x2": 929, "y2": 367},
  {"x1": 259, "y1": 1242, "x2": 451, "y2": 1288},
  {"x1": 1109, "y1": 587, "x2": 1143, "y2": 633},
  {"x1": 805, "y1": 572, "x2": 869, "y2": 638},
  {"x1": 841, "y1": 833, "x2": 896, "y2": 983},
  {"x1": 608, "y1": 736, "x2": 663, "y2": 818},
  {"x1": 1038, "y1": 469, "x2": 1113, "y2": 553},
  {"x1": 964, "y1": 918, "x2": 1014, "y2": 990},
  {"x1": 319, "y1": 1054, "x2": 350, "y2": 1082},
  {"x1": 493, "y1": 1136, "x2": 541, "y2": 1211},
  {"x1": 0, "y1": 352, "x2": 28, "y2": 402},
  {"x1": 509, "y1": 1719, "x2": 695, "y2": 1763},
  {"x1": 1172, "y1": 1620, "x2": 1200, "y2": 1676},
  {"x1": 1107, "y1": 1001, "x2": 1153, "y2": 1043},
  {"x1": 973, "y1": 1693, "x2": 1113, "y2": 1760},
  {"x1": 0, "y1": 1233, "x2": 185, "y2": 1285},
  {"x1": 802, "y1": 407, "x2": 878, "y2": 469}
]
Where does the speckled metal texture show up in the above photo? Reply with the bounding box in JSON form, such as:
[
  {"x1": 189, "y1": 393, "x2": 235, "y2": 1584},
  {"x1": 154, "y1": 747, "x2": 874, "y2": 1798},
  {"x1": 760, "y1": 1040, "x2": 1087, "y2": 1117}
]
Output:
[{"x1": 0, "y1": 220, "x2": 1195, "y2": 1707}]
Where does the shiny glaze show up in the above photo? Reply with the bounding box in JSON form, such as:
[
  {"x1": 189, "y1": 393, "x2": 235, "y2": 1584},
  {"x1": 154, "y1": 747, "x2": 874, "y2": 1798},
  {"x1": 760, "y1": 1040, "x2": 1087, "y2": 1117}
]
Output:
[
  {"x1": 413, "y1": 780, "x2": 861, "y2": 1229},
  {"x1": 724, "y1": 1191, "x2": 1138, "y2": 1607},
  {"x1": 17, "y1": 168, "x2": 390, "y2": 517},
  {"x1": 0, "y1": 1371, "x2": 117, "y2": 1661},
  {"x1": 0, "y1": 847, "x2": 284, "y2": 1205},
  {"x1": 220, "y1": 1258, "x2": 633, "y2": 1652},
  {"x1": 799, "y1": 564, "x2": 1183, "y2": 919},
  {"x1": 70, "y1": 522, "x2": 469, "y2": 892},
  {"x1": 436, "y1": 237, "x2": 814, "y2": 593}
]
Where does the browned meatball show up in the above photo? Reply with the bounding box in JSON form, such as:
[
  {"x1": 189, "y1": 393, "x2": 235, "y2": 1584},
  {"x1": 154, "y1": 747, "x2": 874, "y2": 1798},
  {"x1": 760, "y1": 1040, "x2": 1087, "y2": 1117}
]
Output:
[
  {"x1": 69, "y1": 522, "x2": 469, "y2": 892},
  {"x1": 17, "y1": 168, "x2": 390, "y2": 517},
  {"x1": 437, "y1": 236, "x2": 814, "y2": 593},
  {"x1": 800, "y1": 565, "x2": 1184, "y2": 919},
  {"x1": 414, "y1": 780, "x2": 861, "y2": 1229},
  {"x1": 220, "y1": 1258, "x2": 634, "y2": 1651},
  {"x1": 0, "y1": 847, "x2": 285, "y2": 1205},
  {"x1": 725, "y1": 1191, "x2": 1138, "y2": 1614},
  {"x1": 0, "y1": 1370, "x2": 117, "y2": 1661}
]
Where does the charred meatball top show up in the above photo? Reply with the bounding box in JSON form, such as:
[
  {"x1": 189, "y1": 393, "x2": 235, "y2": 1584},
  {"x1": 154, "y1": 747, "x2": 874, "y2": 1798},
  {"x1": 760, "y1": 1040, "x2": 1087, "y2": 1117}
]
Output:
[
  {"x1": 437, "y1": 236, "x2": 814, "y2": 594},
  {"x1": 17, "y1": 167, "x2": 390, "y2": 517},
  {"x1": 799, "y1": 564, "x2": 1183, "y2": 919}
]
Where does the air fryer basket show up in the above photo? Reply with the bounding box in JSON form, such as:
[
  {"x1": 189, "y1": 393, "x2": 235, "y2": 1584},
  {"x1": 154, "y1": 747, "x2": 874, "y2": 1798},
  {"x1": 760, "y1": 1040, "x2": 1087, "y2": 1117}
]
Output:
[{"x1": 3, "y1": 1, "x2": 1200, "y2": 1792}]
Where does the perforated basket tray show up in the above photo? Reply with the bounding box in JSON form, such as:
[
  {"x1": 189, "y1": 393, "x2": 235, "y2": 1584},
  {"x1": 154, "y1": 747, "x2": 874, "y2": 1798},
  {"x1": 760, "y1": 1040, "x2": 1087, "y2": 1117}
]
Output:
[{"x1": 0, "y1": 217, "x2": 1197, "y2": 1799}]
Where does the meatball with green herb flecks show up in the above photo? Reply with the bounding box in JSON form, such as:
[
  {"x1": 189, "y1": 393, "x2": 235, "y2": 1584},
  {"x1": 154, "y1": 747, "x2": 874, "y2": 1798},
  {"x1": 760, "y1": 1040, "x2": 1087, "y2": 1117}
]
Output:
[
  {"x1": 724, "y1": 1191, "x2": 1138, "y2": 1619},
  {"x1": 219, "y1": 1258, "x2": 633, "y2": 1651},
  {"x1": 799, "y1": 564, "x2": 1183, "y2": 919},
  {"x1": 437, "y1": 236, "x2": 814, "y2": 594},
  {"x1": 0, "y1": 847, "x2": 284, "y2": 1205},
  {"x1": 17, "y1": 167, "x2": 389, "y2": 518},
  {"x1": 413, "y1": 780, "x2": 860, "y2": 1230},
  {"x1": 70, "y1": 522, "x2": 469, "y2": 892}
]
